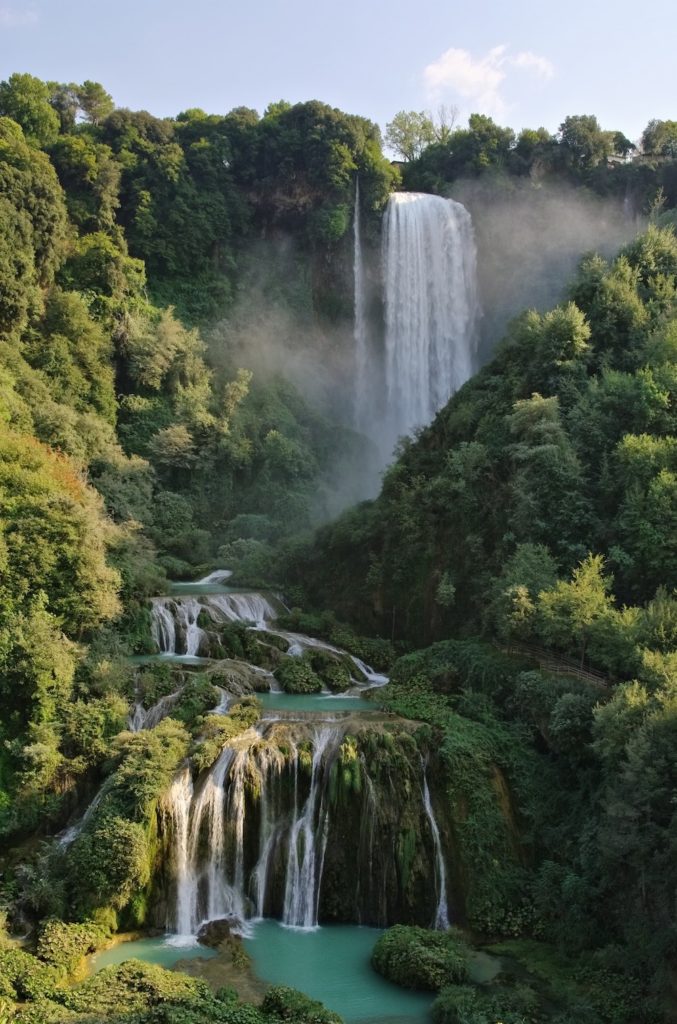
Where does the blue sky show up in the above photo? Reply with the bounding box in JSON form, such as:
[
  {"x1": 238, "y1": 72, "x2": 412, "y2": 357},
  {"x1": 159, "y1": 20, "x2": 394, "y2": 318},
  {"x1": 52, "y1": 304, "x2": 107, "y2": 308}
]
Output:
[{"x1": 1, "y1": 0, "x2": 675, "y2": 143}]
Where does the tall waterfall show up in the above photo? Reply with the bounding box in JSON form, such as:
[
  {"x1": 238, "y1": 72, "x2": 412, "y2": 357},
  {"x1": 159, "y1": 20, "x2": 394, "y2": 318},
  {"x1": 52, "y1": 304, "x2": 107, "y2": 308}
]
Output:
[
  {"x1": 359, "y1": 191, "x2": 478, "y2": 450},
  {"x1": 353, "y1": 179, "x2": 370, "y2": 433}
]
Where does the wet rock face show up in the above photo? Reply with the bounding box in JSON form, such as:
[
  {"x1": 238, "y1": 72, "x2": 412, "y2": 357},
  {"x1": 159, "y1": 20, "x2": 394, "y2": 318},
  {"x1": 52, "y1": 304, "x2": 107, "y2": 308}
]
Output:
[{"x1": 197, "y1": 917, "x2": 240, "y2": 947}]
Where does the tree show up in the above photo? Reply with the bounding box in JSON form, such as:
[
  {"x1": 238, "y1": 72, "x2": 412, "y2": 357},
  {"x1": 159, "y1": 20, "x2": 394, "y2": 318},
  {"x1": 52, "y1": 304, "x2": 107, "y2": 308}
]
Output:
[
  {"x1": 47, "y1": 81, "x2": 80, "y2": 133},
  {"x1": 537, "y1": 554, "x2": 616, "y2": 667},
  {"x1": 489, "y1": 543, "x2": 558, "y2": 640},
  {"x1": 611, "y1": 131, "x2": 636, "y2": 158},
  {"x1": 50, "y1": 135, "x2": 121, "y2": 230},
  {"x1": 558, "y1": 114, "x2": 612, "y2": 170},
  {"x1": 641, "y1": 119, "x2": 677, "y2": 158},
  {"x1": 76, "y1": 80, "x2": 115, "y2": 125},
  {"x1": 148, "y1": 423, "x2": 197, "y2": 467},
  {"x1": 385, "y1": 110, "x2": 436, "y2": 161},
  {"x1": 0, "y1": 116, "x2": 68, "y2": 284},
  {"x1": 0, "y1": 73, "x2": 60, "y2": 148}
]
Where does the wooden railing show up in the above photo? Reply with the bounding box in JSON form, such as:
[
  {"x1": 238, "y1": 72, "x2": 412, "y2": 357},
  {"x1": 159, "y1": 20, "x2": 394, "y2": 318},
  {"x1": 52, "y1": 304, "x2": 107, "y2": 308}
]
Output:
[{"x1": 499, "y1": 641, "x2": 611, "y2": 690}]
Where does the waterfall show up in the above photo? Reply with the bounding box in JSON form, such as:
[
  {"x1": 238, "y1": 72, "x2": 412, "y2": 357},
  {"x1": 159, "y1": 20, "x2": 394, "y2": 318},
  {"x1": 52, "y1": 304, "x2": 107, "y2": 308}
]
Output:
[
  {"x1": 164, "y1": 726, "x2": 340, "y2": 937},
  {"x1": 422, "y1": 771, "x2": 450, "y2": 930},
  {"x1": 151, "y1": 591, "x2": 278, "y2": 655},
  {"x1": 382, "y1": 191, "x2": 479, "y2": 444},
  {"x1": 282, "y1": 727, "x2": 337, "y2": 929},
  {"x1": 57, "y1": 784, "x2": 106, "y2": 848},
  {"x1": 353, "y1": 179, "x2": 370, "y2": 432},
  {"x1": 151, "y1": 599, "x2": 177, "y2": 653},
  {"x1": 163, "y1": 767, "x2": 195, "y2": 941},
  {"x1": 130, "y1": 688, "x2": 183, "y2": 732}
]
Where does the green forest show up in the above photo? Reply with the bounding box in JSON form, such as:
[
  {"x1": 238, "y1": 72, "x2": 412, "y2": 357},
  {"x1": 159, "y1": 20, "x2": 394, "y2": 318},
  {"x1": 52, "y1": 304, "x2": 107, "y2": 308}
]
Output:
[{"x1": 0, "y1": 69, "x2": 675, "y2": 1024}]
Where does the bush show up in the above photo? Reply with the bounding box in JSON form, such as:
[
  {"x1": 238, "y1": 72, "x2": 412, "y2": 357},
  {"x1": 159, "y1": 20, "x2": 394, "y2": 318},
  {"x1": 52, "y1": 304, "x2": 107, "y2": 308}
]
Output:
[
  {"x1": 36, "y1": 918, "x2": 107, "y2": 974},
  {"x1": 191, "y1": 699, "x2": 261, "y2": 772},
  {"x1": 0, "y1": 947, "x2": 63, "y2": 1001},
  {"x1": 274, "y1": 657, "x2": 323, "y2": 694},
  {"x1": 432, "y1": 982, "x2": 543, "y2": 1024},
  {"x1": 371, "y1": 926, "x2": 469, "y2": 991},
  {"x1": 63, "y1": 959, "x2": 208, "y2": 1014},
  {"x1": 306, "y1": 650, "x2": 352, "y2": 693},
  {"x1": 261, "y1": 985, "x2": 342, "y2": 1024}
]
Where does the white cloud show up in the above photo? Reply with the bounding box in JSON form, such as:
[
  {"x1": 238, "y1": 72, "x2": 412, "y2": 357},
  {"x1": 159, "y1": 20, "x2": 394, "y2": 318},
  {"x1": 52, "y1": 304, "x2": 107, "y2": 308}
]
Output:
[
  {"x1": 423, "y1": 44, "x2": 554, "y2": 116},
  {"x1": 0, "y1": 6, "x2": 38, "y2": 27},
  {"x1": 511, "y1": 51, "x2": 555, "y2": 79}
]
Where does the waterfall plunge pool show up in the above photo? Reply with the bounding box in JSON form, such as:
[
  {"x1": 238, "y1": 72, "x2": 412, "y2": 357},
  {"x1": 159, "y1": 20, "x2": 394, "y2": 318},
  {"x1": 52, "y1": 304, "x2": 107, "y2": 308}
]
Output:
[
  {"x1": 92, "y1": 924, "x2": 433, "y2": 1024},
  {"x1": 244, "y1": 922, "x2": 433, "y2": 1023}
]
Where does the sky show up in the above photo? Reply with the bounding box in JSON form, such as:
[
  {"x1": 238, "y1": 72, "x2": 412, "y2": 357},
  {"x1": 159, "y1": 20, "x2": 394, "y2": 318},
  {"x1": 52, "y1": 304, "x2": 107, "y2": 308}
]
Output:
[{"x1": 1, "y1": 0, "x2": 675, "y2": 143}]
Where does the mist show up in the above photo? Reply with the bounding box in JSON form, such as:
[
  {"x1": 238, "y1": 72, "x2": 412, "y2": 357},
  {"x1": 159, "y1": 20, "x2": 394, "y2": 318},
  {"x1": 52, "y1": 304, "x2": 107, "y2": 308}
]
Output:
[
  {"x1": 449, "y1": 176, "x2": 645, "y2": 361},
  {"x1": 206, "y1": 182, "x2": 646, "y2": 514}
]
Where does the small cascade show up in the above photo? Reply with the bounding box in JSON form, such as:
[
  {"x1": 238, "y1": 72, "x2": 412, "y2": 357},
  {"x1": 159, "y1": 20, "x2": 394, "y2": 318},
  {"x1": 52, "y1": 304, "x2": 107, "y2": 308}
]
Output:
[
  {"x1": 193, "y1": 570, "x2": 233, "y2": 586},
  {"x1": 130, "y1": 689, "x2": 183, "y2": 732},
  {"x1": 422, "y1": 771, "x2": 450, "y2": 930},
  {"x1": 163, "y1": 767, "x2": 195, "y2": 941},
  {"x1": 265, "y1": 629, "x2": 388, "y2": 687},
  {"x1": 150, "y1": 590, "x2": 278, "y2": 656},
  {"x1": 151, "y1": 599, "x2": 177, "y2": 653},
  {"x1": 129, "y1": 702, "x2": 146, "y2": 732},
  {"x1": 163, "y1": 726, "x2": 339, "y2": 937},
  {"x1": 282, "y1": 727, "x2": 337, "y2": 929},
  {"x1": 57, "y1": 785, "x2": 106, "y2": 848},
  {"x1": 208, "y1": 592, "x2": 277, "y2": 628}
]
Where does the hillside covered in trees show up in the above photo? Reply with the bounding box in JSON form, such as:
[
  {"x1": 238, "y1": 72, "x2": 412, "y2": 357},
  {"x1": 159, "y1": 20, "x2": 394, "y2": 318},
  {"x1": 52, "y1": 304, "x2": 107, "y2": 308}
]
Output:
[{"x1": 0, "y1": 69, "x2": 676, "y2": 1024}]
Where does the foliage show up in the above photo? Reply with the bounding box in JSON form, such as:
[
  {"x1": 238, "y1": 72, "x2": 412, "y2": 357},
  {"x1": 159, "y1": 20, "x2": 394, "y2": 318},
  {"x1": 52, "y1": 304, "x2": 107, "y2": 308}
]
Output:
[
  {"x1": 273, "y1": 657, "x2": 323, "y2": 694},
  {"x1": 191, "y1": 699, "x2": 261, "y2": 771},
  {"x1": 261, "y1": 985, "x2": 342, "y2": 1024},
  {"x1": 36, "y1": 918, "x2": 107, "y2": 973},
  {"x1": 371, "y1": 925, "x2": 469, "y2": 991}
]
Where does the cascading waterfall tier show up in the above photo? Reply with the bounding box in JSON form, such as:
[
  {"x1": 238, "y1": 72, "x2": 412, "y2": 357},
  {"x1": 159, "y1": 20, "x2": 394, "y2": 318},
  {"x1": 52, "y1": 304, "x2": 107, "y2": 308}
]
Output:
[
  {"x1": 383, "y1": 192, "x2": 479, "y2": 440},
  {"x1": 151, "y1": 592, "x2": 279, "y2": 657},
  {"x1": 159, "y1": 720, "x2": 452, "y2": 939}
]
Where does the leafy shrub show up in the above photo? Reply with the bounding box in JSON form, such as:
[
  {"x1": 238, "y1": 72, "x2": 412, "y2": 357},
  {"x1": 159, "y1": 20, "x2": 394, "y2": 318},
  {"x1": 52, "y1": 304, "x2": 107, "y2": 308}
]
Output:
[
  {"x1": 36, "y1": 918, "x2": 107, "y2": 974},
  {"x1": 274, "y1": 657, "x2": 323, "y2": 694},
  {"x1": 63, "y1": 959, "x2": 208, "y2": 1014},
  {"x1": 261, "y1": 985, "x2": 342, "y2": 1024},
  {"x1": 0, "y1": 947, "x2": 63, "y2": 1001},
  {"x1": 432, "y1": 982, "x2": 543, "y2": 1024},
  {"x1": 191, "y1": 699, "x2": 261, "y2": 772},
  {"x1": 306, "y1": 650, "x2": 351, "y2": 692},
  {"x1": 371, "y1": 925, "x2": 469, "y2": 991}
]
